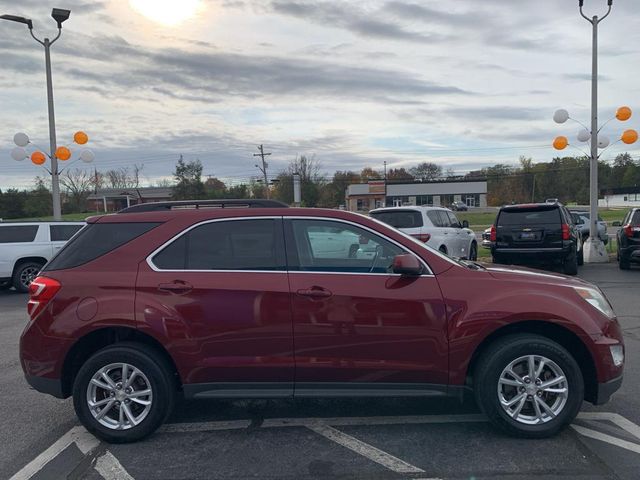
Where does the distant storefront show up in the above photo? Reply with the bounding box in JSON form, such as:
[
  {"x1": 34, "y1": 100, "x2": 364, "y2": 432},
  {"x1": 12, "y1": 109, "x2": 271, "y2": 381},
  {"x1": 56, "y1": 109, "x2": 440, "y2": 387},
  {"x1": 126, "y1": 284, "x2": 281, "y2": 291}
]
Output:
[
  {"x1": 599, "y1": 187, "x2": 640, "y2": 208},
  {"x1": 346, "y1": 179, "x2": 488, "y2": 212},
  {"x1": 86, "y1": 187, "x2": 173, "y2": 212}
]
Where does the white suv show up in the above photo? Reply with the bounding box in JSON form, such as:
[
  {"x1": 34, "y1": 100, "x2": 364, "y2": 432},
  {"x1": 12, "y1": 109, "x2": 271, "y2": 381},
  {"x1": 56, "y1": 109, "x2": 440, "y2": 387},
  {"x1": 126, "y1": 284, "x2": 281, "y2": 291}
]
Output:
[
  {"x1": 0, "y1": 222, "x2": 85, "y2": 292},
  {"x1": 369, "y1": 206, "x2": 478, "y2": 260}
]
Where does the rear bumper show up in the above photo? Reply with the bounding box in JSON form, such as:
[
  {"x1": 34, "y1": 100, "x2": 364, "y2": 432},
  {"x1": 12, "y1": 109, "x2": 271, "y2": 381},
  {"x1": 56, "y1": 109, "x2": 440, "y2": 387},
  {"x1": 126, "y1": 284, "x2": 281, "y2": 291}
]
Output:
[
  {"x1": 593, "y1": 375, "x2": 623, "y2": 405},
  {"x1": 24, "y1": 374, "x2": 66, "y2": 399},
  {"x1": 619, "y1": 245, "x2": 640, "y2": 262}
]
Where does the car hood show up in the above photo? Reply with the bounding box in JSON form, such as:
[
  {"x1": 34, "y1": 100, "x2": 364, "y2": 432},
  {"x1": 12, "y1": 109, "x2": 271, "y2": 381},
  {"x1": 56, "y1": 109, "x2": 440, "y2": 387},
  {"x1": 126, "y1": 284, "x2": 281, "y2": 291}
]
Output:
[{"x1": 483, "y1": 263, "x2": 594, "y2": 288}]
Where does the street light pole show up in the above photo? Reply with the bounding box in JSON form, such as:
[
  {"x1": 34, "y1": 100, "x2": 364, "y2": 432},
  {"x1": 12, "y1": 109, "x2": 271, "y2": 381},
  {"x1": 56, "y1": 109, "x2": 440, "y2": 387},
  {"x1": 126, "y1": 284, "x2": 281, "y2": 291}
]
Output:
[
  {"x1": 44, "y1": 37, "x2": 62, "y2": 220},
  {"x1": 1, "y1": 8, "x2": 71, "y2": 220},
  {"x1": 579, "y1": 0, "x2": 612, "y2": 263}
]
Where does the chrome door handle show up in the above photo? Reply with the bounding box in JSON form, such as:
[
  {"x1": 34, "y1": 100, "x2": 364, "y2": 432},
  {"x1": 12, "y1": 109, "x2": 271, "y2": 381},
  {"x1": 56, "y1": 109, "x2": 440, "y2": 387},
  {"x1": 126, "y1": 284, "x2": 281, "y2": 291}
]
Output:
[
  {"x1": 297, "y1": 287, "x2": 332, "y2": 298},
  {"x1": 158, "y1": 280, "x2": 193, "y2": 294}
]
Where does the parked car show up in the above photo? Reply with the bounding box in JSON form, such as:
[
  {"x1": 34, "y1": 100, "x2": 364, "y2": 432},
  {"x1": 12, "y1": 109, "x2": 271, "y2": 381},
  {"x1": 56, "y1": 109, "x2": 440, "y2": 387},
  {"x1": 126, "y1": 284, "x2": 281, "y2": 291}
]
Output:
[
  {"x1": 616, "y1": 208, "x2": 640, "y2": 270},
  {"x1": 569, "y1": 210, "x2": 608, "y2": 244},
  {"x1": 0, "y1": 221, "x2": 85, "y2": 292},
  {"x1": 545, "y1": 198, "x2": 559, "y2": 204},
  {"x1": 450, "y1": 201, "x2": 468, "y2": 211},
  {"x1": 369, "y1": 206, "x2": 478, "y2": 260},
  {"x1": 21, "y1": 199, "x2": 623, "y2": 443},
  {"x1": 490, "y1": 203, "x2": 582, "y2": 275}
]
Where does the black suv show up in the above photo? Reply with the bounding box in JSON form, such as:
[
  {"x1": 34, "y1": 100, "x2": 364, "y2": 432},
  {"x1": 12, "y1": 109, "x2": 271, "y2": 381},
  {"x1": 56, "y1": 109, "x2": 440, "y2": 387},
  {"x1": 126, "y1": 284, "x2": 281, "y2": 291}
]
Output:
[
  {"x1": 617, "y1": 208, "x2": 640, "y2": 270},
  {"x1": 490, "y1": 203, "x2": 581, "y2": 275}
]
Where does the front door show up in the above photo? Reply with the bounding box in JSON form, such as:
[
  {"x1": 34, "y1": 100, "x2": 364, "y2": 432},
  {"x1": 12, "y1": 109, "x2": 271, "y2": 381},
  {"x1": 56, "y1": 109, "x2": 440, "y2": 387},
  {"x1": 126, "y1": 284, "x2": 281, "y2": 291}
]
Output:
[
  {"x1": 285, "y1": 218, "x2": 448, "y2": 395},
  {"x1": 136, "y1": 217, "x2": 294, "y2": 397}
]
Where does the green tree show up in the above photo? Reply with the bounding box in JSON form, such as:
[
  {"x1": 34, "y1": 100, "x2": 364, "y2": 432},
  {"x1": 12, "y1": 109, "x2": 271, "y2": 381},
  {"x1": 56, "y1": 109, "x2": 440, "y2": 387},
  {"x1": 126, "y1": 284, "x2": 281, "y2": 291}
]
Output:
[
  {"x1": 387, "y1": 168, "x2": 414, "y2": 181},
  {"x1": 409, "y1": 162, "x2": 442, "y2": 181},
  {"x1": 173, "y1": 157, "x2": 205, "y2": 200},
  {"x1": 24, "y1": 177, "x2": 52, "y2": 218}
]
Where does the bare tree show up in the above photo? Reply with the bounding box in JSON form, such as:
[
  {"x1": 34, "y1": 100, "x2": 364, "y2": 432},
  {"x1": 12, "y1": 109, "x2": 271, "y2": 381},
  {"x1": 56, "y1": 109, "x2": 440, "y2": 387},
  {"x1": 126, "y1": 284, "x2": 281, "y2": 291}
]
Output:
[
  {"x1": 60, "y1": 169, "x2": 94, "y2": 212},
  {"x1": 103, "y1": 165, "x2": 144, "y2": 189}
]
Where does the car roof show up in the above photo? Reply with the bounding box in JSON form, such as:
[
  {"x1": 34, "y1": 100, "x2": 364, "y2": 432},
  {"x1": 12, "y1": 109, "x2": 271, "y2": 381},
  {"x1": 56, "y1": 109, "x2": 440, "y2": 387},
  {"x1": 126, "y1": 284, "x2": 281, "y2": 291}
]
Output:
[
  {"x1": 500, "y1": 202, "x2": 561, "y2": 211},
  {"x1": 369, "y1": 206, "x2": 451, "y2": 213}
]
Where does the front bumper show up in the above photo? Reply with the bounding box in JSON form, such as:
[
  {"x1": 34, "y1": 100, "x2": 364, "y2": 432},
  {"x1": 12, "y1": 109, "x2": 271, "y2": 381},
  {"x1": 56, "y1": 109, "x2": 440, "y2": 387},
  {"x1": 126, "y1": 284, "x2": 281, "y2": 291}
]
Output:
[
  {"x1": 593, "y1": 375, "x2": 623, "y2": 405},
  {"x1": 24, "y1": 374, "x2": 66, "y2": 399}
]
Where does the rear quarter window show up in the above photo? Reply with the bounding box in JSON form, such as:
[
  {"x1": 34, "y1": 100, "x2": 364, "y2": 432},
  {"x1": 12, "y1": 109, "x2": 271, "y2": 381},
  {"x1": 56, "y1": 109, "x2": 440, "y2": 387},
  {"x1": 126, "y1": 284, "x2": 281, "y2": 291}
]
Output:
[
  {"x1": 370, "y1": 211, "x2": 423, "y2": 229},
  {"x1": 45, "y1": 222, "x2": 159, "y2": 271},
  {"x1": 632, "y1": 211, "x2": 640, "y2": 225},
  {"x1": 0, "y1": 225, "x2": 39, "y2": 243},
  {"x1": 498, "y1": 208, "x2": 561, "y2": 226}
]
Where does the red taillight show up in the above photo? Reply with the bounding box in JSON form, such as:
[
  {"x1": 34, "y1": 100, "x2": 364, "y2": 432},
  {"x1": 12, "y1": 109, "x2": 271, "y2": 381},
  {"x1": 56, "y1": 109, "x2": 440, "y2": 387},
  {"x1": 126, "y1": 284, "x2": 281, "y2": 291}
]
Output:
[
  {"x1": 411, "y1": 233, "x2": 431, "y2": 243},
  {"x1": 624, "y1": 224, "x2": 640, "y2": 238},
  {"x1": 562, "y1": 223, "x2": 570, "y2": 240},
  {"x1": 490, "y1": 225, "x2": 497, "y2": 242},
  {"x1": 27, "y1": 276, "x2": 61, "y2": 321}
]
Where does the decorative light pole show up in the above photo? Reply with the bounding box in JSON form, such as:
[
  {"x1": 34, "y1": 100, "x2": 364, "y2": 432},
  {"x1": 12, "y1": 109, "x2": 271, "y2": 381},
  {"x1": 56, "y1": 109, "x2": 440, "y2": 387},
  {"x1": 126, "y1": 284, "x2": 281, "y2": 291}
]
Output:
[
  {"x1": 552, "y1": 0, "x2": 638, "y2": 262},
  {"x1": 1, "y1": 8, "x2": 71, "y2": 220}
]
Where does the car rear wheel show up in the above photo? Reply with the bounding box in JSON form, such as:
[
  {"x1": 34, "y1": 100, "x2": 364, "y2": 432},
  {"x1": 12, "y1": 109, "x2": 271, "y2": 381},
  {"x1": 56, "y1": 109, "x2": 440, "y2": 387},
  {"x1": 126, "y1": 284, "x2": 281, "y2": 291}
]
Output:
[
  {"x1": 468, "y1": 242, "x2": 478, "y2": 261},
  {"x1": 12, "y1": 261, "x2": 44, "y2": 293},
  {"x1": 619, "y1": 251, "x2": 630, "y2": 270},
  {"x1": 563, "y1": 250, "x2": 578, "y2": 275},
  {"x1": 73, "y1": 342, "x2": 175, "y2": 443},
  {"x1": 474, "y1": 334, "x2": 583, "y2": 438},
  {"x1": 577, "y1": 247, "x2": 584, "y2": 266}
]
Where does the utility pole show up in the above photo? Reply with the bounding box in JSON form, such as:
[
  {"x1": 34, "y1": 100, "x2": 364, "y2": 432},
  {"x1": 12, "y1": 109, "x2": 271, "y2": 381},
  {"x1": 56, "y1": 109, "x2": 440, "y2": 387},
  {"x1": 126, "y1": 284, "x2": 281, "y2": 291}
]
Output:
[
  {"x1": 383, "y1": 161, "x2": 387, "y2": 208},
  {"x1": 253, "y1": 144, "x2": 272, "y2": 199}
]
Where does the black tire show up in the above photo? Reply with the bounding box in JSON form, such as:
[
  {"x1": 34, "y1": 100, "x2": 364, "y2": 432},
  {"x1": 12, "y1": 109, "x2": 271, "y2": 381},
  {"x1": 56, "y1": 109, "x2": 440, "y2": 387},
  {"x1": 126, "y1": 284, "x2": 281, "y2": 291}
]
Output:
[
  {"x1": 474, "y1": 334, "x2": 584, "y2": 439},
  {"x1": 492, "y1": 254, "x2": 503, "y2": 264},
  {"x1": 563, "y1": 250, "x2": 578, "y2": 275},
  {"x1": 73, "y1": 342, "x2": 175, "y2": 443},
  {"x1": 439, "y1": 245, "x2": 447, "y2": 255},
  {"x1": 577, "y1": 246, "x2": 584, "y2": 266},
  {"x1": 468, "y1": 242, "x2": 478, "y2": 261},
  {"x1": 12, "y1": 261, "x2": 44, "y2": 293},
  {"x1": 619, "y1": 252, "x2": 630, "y2": 270}
]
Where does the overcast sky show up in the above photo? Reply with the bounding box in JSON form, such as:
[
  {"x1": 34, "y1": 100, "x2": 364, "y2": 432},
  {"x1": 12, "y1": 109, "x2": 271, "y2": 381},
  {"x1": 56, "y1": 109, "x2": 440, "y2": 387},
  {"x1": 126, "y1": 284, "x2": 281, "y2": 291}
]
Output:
[{"x1": 1, "y1": 0, "x2": 639, "y2": 189}]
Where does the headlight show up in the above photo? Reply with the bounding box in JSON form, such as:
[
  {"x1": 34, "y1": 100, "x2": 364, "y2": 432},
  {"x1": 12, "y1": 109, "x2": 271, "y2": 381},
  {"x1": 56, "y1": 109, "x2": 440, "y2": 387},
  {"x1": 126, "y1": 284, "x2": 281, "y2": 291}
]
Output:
[{"x1": 573, "y1": 287, "x2": 615, "y2": 318}]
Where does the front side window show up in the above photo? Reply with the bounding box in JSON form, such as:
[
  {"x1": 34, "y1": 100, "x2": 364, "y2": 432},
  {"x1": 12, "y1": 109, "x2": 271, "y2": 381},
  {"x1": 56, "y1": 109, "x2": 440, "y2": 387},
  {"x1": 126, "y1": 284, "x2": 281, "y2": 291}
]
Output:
[
  {"x1": 288, "y1": 219, "x2": 404, "y2": 274},
  {"x1": 0, "y1": 225, "x2": 38, "y2": 243},
  {"x1": 152, "y1": 219, "x2": 284, "y2": 271}
]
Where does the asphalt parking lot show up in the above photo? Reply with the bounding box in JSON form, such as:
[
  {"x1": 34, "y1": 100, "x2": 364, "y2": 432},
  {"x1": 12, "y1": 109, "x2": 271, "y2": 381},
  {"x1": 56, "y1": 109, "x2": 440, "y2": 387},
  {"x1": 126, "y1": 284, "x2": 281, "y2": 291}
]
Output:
[{"x1": 1, "y1": 263, "x2": 639, "y2": 480}]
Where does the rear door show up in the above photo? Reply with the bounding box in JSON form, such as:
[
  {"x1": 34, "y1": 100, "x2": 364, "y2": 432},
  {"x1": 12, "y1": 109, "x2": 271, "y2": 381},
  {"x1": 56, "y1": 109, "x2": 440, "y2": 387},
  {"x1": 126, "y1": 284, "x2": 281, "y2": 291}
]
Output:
[
  {"x1": 136, "y1": 217, "x2": 295, "y2": 396},
  {"x1": 445, "y1": 211, "x2": 468, "y2": 258},
  {"x1": 496, "y1": 206, "x2": 562, "y2": 249}
]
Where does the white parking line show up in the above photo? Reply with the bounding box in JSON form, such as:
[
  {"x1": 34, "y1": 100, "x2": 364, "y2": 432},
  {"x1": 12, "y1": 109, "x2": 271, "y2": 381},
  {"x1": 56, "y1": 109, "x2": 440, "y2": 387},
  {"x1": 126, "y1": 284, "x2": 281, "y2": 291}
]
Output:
[
  {"x1": 9, "y1": 426, "x2": 99, "y2": 480},
  {"x1": 577, "y1": 412, "x2": 640, "y2": 440},
  {"x1": 571, "y1": 425, "x2": 640, "y2": 455},
  {"x1": 94, "y1": 451, "x2": 135, "y2": 480},
  {"x1": 307, "y1": 423, "x2": 425, "y2": 474}
]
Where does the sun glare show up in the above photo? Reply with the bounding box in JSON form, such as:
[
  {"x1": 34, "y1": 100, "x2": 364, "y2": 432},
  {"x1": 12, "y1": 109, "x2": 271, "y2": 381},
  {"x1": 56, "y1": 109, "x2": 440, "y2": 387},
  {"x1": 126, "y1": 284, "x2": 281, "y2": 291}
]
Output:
[{"x1": 129, "y1": 0, "x2": 201, "y2": 26}]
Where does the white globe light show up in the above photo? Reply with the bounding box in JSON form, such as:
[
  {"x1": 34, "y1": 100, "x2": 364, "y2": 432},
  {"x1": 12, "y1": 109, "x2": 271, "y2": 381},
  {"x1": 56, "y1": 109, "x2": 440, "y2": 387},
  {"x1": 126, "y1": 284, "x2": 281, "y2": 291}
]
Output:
[
  {"x1": 13, "y1": 132, "x2": 30, "y2": 147},
  {"x1": 80, "y1": 149, "x2": 95, "y2": 163},
  {"x1": 11, "y1": 146, "x2": 28, "y2": 161},
  {"x1": 577, "y1": 129, "x2": 591, "y2": 143},
  {"x1": 598, "y1": 136, "x2": 610, "y2": 149},
  {"x1": 553, "y1": 109, "x2": 570, "y2": 124}
]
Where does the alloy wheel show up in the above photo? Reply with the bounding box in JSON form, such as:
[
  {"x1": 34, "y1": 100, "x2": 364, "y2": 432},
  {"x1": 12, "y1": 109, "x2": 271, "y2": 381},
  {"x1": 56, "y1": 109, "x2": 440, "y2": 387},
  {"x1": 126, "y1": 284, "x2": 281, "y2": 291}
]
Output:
[
  {"x1": 497, "y1": 355, "x2": 568, "y2": 425},
  {"x1": 86, "y1": 363, "x2": 153, "y2": 430}
]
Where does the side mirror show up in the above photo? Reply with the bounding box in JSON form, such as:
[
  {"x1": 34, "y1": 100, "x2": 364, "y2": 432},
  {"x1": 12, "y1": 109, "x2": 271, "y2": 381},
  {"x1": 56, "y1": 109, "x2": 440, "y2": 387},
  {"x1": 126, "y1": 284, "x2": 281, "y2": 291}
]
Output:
[
  {"x1": 612, "y1": 221, "x2": 622, "y2": 227},
  {"x1": 462, "y1": 220, "x2": 469, "y2": 228},
  {"x1": 392, "y1": 254, "x2": 423, "y2": 276}
]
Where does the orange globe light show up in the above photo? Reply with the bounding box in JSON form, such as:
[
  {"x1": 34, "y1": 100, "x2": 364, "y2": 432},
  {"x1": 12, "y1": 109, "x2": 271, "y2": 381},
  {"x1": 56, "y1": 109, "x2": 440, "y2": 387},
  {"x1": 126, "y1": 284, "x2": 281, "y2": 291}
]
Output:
[
  {"x1": 55, "y1": 146, "x2": 71, "y2": 161},
  {"x1": 74, "y1": 131, "x2": 88, "y2": 145},
  {"x1": 31, "y1": 151, "x2": 46, "y2": 165},
  {"x1": 616, "y1": 106, "x2": 632, "y2": 122},
  {"x1": 553, "y1": 136, "x2": 569, "y2": 150},
  {"x1": 621, "y1": 129, "x2": 638, "y2": 145}
]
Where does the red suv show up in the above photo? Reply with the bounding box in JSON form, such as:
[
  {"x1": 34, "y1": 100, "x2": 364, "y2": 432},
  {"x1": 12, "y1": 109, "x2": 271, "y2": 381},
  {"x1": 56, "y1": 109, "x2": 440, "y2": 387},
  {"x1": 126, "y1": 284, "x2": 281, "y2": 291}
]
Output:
[{"x1": 20, "y1": 200, "x2": 624, "y2": 443}]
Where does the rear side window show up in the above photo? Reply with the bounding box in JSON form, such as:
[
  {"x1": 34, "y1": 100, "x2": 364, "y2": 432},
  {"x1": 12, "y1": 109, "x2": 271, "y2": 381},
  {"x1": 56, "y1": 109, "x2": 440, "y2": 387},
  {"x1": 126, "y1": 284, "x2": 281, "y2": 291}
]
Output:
[
  {"x1": 370, "y1": 211, "x2": 423, "y2": 228},
  {"x1": 152, "y1": 219, "x2": 285, "y2": 271},
  {"x1": 50, "y1": 224, "x2": 84, "y2": 241},
  {"x1": 632, "y1": 211, "x2": 640, "y2": 225},
  {"x1": 45, "y1": 223, "x2": 159, "y2": 271},
  {"x1": 0, "y1": 225, "x2": 38, "y2": 243},
  {"x1": 498, "y1": 208, "x2": 561, "y2": 226}
]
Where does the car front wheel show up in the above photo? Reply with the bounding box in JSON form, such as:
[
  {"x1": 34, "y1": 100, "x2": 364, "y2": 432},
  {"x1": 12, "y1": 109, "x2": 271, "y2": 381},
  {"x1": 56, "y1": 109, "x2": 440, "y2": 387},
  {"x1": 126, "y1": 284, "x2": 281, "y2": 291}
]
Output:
[
  {"x1": 474, "y1": 334, "x2": 583, "y2": 438},
  {"x1": 73, "y1": 342, "x2": 175, "y2": 443}
]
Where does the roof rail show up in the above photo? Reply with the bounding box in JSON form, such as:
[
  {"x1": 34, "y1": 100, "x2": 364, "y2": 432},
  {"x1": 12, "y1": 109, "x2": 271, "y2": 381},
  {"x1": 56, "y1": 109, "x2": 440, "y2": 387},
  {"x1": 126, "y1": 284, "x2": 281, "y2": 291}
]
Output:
[{"x1": 118, "y1": 199, "x2": 289, "y2": 213}]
